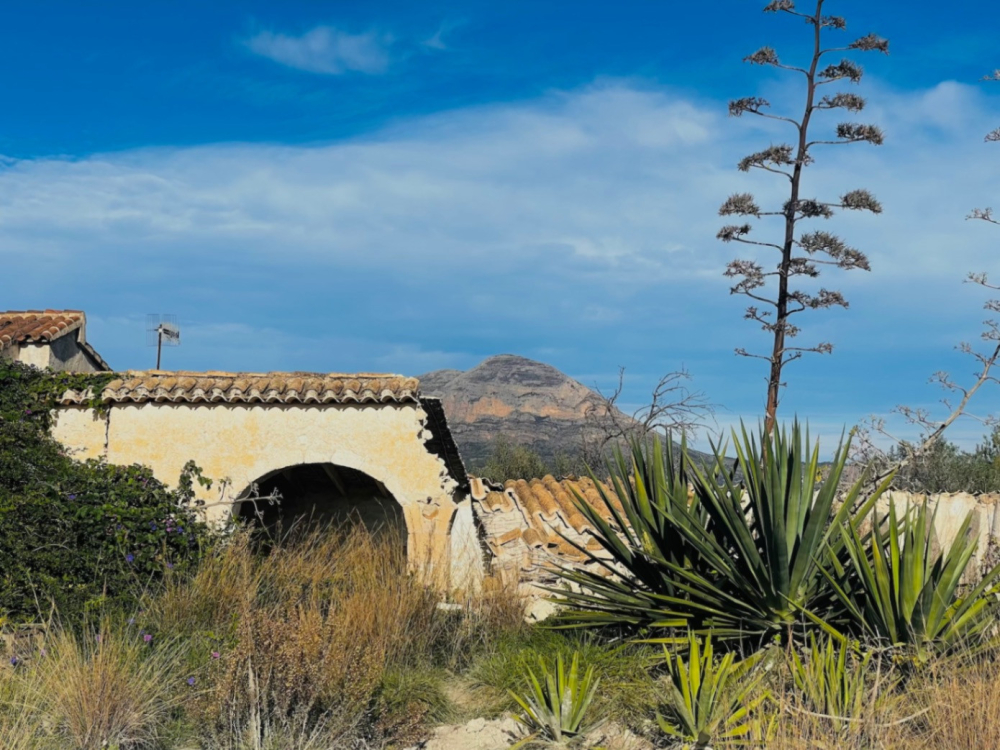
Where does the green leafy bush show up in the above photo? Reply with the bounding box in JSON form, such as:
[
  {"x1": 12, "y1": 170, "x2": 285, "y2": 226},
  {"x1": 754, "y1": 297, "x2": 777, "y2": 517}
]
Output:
[
  {"x1": 0, "y1": 359, "x2": 210, "y2": 623},
  {"x1": 885, "y1": 427, "x2": 1000, "y2": 494},
  {"x1": 477, "y1": 435, "x2": 551, "y2": 482}
]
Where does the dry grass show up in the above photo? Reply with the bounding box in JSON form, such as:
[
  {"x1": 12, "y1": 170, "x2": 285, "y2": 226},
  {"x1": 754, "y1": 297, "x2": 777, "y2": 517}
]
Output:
[
  {"x1": 906, "y1": 654, "x2": 1000, "y2": 750},
  {"x1": 33, "y1": 624, "x2": 186, "y2": 750},
  {"x1": 0, "y1": 662, "x2": 39, "y2": 750},
  {"x1": 151, "y1": 524, "x2": 526, "y2": 747},
  {"x1": 0, "y1": 524, "x2": 527, "y2": 749},
  {"x1": 0, "y1": 622, "x2": 188, "y2": 750}
]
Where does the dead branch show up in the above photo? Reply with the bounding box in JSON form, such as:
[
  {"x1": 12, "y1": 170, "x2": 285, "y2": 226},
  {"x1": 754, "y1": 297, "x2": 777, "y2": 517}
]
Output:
[
  {"x1": 581, "y1": 367, "x2": 715, "y2": 465},
  {"x1": 855, "y1": 274, "x2": 1000, "y2": 494}
]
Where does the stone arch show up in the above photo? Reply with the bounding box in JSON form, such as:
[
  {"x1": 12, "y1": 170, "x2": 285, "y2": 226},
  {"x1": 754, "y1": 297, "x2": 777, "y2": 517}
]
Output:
[{"x1": 235, "y1": 461, "x2": 408, "y2": 546}]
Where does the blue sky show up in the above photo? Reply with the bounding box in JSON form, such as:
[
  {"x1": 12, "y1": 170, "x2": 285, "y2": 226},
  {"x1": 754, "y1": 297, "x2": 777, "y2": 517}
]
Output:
[{"x1": 3, "y1": 0, "x2": 1000, "y2": 451}]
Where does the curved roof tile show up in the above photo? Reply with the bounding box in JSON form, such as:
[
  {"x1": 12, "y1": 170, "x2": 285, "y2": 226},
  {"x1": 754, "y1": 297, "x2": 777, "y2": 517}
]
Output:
[
  {"x1": 59, "y1": 370, "x2": 421, "y2": 406},
  {"x1": 0, "y1": 310, "x2": 85, "y2": 351}
]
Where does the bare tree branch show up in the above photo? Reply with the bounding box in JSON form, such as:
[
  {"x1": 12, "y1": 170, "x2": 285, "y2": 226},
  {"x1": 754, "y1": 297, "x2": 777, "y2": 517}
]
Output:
[{"x1": 581, "y1": 367, "x2": 716, "y2": 466}]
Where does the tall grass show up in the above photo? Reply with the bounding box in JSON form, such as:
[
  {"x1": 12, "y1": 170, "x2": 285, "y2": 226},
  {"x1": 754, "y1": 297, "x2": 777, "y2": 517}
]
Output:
[
  {"x1": 0, "y1": 660, "x2": 39, "y2": 750},
  {"x1": 33, "y1": 624, "x2": 187, "y2": 750},
  {"x1": 0, "y1": 523, "x2": 528, "y2": 749},
  {"x1": 150, "y1": 524, "x2": 526, "y2": 747}
]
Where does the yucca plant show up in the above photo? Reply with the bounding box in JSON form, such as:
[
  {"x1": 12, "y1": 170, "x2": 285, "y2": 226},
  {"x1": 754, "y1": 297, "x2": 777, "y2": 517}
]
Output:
[
  {"x1": 826, "y1": 500, "x2": 1000, "y2": 658},
  {"x1": 789, "y1": 634, "x2": 883, "y2": 734},
  {"x1": 657, "y1": 631, "x2": 769, "y2": 749},
  {"x1": 556, "y1": 422, "x2": 891, "y2": 646},
  {"x1": 509, "y1": 651, "x2": 604, "y2": 748},
  {"x1": 551, "y1": 436, "x2": 712, "y2": 634}
]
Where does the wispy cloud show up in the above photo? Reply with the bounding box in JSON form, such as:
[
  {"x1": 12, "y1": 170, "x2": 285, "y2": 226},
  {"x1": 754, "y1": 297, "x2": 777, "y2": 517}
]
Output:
[
  {"x1": 244, "y1": 26, "x2": 392, "y2": 75},
  {"x1": 421, "y1": 20, "x2": 464, "y2": 51}
]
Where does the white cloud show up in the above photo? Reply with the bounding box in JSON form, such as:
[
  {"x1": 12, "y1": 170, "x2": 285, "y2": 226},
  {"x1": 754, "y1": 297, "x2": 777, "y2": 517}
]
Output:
[
  {"x1": 4, "y1": 78, "x2": 1000, "y2": 445},
  {"x1": 245, "y1": 26, "x2": 392, "y2": 75}
]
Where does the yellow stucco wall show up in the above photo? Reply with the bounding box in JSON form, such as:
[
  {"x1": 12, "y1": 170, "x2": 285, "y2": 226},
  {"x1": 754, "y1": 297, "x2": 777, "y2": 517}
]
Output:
[
  {"x1": 52, "y1": 402, "x2": 480, "y2": 586},
  {"x1": 51, "y1": 408, "x2": 107, "y2": 461}
]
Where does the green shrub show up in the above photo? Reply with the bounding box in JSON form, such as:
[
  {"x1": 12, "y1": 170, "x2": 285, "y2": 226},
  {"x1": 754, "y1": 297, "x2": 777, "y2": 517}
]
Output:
[
  {"x1": 885, "y1": 427, "x2": 1000, "y2": 494},
  {"x1": 0, "y1": 359, "x2": 211, "y2": 624},
  {"x1": 372, "y1": 667, "x2": 452, "y2": 741},
  {"x1": 477, "y1": 435, "x2": 551, "y2": 482},
  {"x1": 656, "y1": 631, "x2": 770, "y2": 749},
  {"x1": 509, "y1": 651, "x2": 604, "y2": 748},
  {"x1": 555, "y1": 423, "x2": 891, "y2": 647}
]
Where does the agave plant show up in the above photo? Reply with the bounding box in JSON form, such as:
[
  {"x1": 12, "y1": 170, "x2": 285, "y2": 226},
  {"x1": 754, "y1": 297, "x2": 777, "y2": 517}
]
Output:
[
  {"x1": 551, "y1": 436, "x2": 712, "y2": 634},
  {"x1": 657, "y1": 631, "x2": 769, "y2": 749},
  {"x1": 556, "y1": 422, "x2": 891, "y2": 645},
  {"x1": 509, "y1": 651, "x2": 604, "y2": 748},
  {"x1": 789, "y1": 634, "x2": 883, "y2": 734},
  {"x1": 826, "y1": 500, "x2": 1000, "y2": 657}
]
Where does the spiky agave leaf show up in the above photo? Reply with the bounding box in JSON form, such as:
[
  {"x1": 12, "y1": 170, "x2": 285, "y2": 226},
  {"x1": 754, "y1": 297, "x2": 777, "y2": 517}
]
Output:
[
  {"x1": 826, "y1": 500, "x2": 1000, "y2": 658},
  {"x1": 548, "y1": 435, "x2": 714, "y2": 634},
  {"x1": 657, "y1": 631, "x2": 769, "y2": 748},
  {"x1": 509, "y1": 651, "x2": 604, "y2": 748},
  {"x1": 789, "y1": 634, "x2": 883, "y2": 734},
  {"x1": 554, "y1": 421, "x2": 891, "y2": 646}
]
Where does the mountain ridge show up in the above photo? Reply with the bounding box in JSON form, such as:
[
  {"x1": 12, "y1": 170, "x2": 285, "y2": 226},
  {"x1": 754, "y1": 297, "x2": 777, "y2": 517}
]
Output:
[{"x1": 419, "y1": 354, "x2": 614, "y2": 469}]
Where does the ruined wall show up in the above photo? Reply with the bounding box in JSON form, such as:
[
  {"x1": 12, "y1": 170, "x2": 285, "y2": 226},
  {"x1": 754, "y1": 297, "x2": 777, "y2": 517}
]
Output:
[
  {"x1": 472, "y1": 481, "x2": 1000, "y2": 618},
  {"x1": 875, "y1": 490, "x2": 1000, "y2": 580},
  {"x1": 52, "y1": 401, "x2": 482, "y2": 587},
  {"x1": 5, "y1": 336, "x2": 104, "y2": 372},
  {"x1": 471, "y1": 475, "x2": 624, "y2": 620}
]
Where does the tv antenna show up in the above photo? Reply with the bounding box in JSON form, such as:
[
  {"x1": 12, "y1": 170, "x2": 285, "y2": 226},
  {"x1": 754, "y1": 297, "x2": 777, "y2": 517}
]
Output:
[{"x1": 146, "y1": 314, "x2": 180, "y2": 369}]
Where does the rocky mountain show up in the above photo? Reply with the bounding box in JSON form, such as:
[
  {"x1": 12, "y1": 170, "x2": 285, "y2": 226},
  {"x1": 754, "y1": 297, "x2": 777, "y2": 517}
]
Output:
[{"x1": 419, "y1": 354, "x2": 612, "y2": 469}]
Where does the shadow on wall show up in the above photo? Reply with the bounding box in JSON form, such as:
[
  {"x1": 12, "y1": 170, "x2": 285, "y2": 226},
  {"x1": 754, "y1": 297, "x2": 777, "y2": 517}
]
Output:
[{"x1": 236, "y1": 462, "x2": 406, "y2": 548}]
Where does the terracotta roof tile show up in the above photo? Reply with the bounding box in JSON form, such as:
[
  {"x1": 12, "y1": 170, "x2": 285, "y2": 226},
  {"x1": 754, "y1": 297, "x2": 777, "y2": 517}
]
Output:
[
  {"x1": 0, "y1": 310, "x2": 84, "y2": 351},
  {"x1": 59, "y1": 370, "x2": 421, "y2": 405},
  {"x1": 522, "y1": 528, "x2": 546, "y2": 548}
]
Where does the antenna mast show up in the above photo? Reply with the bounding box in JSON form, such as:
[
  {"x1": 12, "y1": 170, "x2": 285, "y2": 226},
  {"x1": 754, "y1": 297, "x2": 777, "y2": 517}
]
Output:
[{"x1": 146, "y1": 314, "x2": 180, "y2": 369}]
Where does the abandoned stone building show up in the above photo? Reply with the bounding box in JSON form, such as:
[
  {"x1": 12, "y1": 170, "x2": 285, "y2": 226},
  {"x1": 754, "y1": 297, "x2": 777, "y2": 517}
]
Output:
[{"x1": 52, "y1": 370, "x2": 481, "y2": 586}]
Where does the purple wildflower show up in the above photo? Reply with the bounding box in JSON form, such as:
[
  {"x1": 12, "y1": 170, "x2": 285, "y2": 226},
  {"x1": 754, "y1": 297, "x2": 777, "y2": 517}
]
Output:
[
  {"x1": 187, "y1": 677, "x2": 196, "y2": 686},
  {"x1": 126, "y1": 554, "x2": 134, "y2": 563},
  {"x1": 143, "y1": 634, "x2": 152, "y2": 644},
  {"x1": 10, "y1": 655, "x2": 18, "y2": 666},
  {"x1": 166, "y1": 562, "x2": 174, "y2": 569},
  {"x1": 68, "y1": 494, "x2": 77, "y2": 501},
  {"x1": 211, "y1": 651, "x2": 220, "y2": 660}
]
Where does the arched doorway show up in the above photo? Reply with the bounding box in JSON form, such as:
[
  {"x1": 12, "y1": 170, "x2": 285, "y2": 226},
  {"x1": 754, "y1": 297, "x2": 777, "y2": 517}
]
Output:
[{"x1": 235, "y1": 462, "x2": 407, "y2": 544}]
